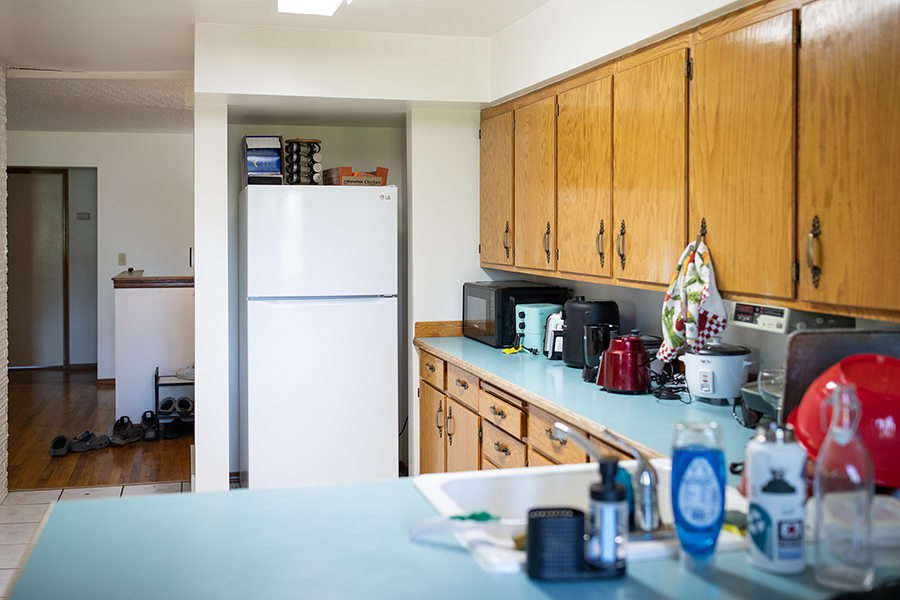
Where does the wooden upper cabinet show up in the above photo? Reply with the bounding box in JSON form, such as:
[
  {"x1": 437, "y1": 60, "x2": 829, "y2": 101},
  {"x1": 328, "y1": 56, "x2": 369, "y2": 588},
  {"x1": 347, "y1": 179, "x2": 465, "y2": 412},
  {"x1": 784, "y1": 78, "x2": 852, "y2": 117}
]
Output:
[
  {"x1": 797, "y1": 0, "x2": 900, "y2": 312},
  {"x1": 514, "y1": 96, "x2": 557, "y2": 271},
  {"x1": 557, "y1": 76, "x2": 613, "y2": 279},
  {"x1": 480, "y1": 110, "x2": 515, "y2": 267},
  {"x1": 613, "y1": 48, "x2": 688, "y2": 286},
  {"x1": 689, "y1": 11, "x2": 795, "y2": 299}
]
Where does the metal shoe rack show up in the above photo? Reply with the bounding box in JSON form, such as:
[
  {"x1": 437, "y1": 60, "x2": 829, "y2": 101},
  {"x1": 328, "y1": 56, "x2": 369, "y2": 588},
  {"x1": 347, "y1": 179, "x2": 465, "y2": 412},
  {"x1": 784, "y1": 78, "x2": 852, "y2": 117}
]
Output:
[{"x1": 154, "y1": 367, "x2": 195, "y2": 422}]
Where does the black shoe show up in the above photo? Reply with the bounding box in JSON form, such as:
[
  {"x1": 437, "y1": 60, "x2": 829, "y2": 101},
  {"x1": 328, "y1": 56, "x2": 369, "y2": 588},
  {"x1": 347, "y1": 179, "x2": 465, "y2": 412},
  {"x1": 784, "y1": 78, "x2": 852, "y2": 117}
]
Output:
[
  {"x1": 175, "y1": 397, "x2": 194, "y2": 418},
  {"x1": 142, "y1": 411, "x2": 160, "y2": 442},
  {"x1": 158, "y1": 397, "x2": 176, "y2": 416},
  {"x1": 163, "y1": 418, "x2": 193, "y2": 439}
]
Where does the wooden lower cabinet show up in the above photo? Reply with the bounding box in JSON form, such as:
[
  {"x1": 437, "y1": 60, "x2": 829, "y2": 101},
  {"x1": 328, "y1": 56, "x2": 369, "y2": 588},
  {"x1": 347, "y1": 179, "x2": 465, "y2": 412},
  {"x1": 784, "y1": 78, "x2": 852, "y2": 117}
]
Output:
[
  {"x1": 528, "y1": 405, "x2": 589, "y2": 465},
  {"x1": 419, "y1": 382, "x2": 445, "y2": 474},
  {"x1": 528, "y1": 449, "x2": 558, "y2": 467},
  {"x1": 482, "y1": 421, "x2": 527, "y2": 469},
  {"x1": 446, "y1": 398, "x2": 481, "y2": 472}
]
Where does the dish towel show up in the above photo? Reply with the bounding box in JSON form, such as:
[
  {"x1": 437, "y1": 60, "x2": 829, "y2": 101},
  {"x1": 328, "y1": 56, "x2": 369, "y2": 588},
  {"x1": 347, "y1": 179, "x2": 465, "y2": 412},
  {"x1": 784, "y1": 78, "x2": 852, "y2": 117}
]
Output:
[{"x1": 656, "y1": 239, "x2": 728, "y2": 363}]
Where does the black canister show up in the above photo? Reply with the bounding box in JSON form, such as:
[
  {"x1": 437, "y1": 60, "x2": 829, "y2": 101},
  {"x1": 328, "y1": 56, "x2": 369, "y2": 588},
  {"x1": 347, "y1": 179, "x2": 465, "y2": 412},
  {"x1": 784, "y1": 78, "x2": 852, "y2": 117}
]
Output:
[{"x1": 562, "y1": 298, "x2": 619, "y2": 369}]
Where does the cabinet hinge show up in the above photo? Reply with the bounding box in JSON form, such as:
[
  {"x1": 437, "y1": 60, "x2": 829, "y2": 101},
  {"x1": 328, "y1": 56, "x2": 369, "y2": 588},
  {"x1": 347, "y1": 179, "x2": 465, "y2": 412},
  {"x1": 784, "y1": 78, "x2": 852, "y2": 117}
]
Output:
[
  {"x1": 685, "y1": 58, "x2": 694, "y2": 80},
  {"x1": 793, "y1": 24, "x2": 801, "y2": 47},
  {"x1": 512, "y1": 247, "x2": 516, "y2": 258},
  {"x1": 478, "y1": 427, "x2": 483, "y2": 443},
  {"x1": 478, "y1": 243, "x2": 481, "y2": 255},
  {"x1": 478, "y1": 129, "x2": 482, "y2": 140},
  {"x1": 417, "y1": 387, "x2": 419, "y2": 397},
  {"x1": 512, "y1": 119, "x2": 516, "y2": 130},
  {"x1": 556, "y1": 104, "x2": 560, "y2": 117},
  {"x1": 792, "y1": 261, "x2": 800, "y2": 282},
  {"x1": 555, "y1": 248, "x2": 559, "y2": 260}
]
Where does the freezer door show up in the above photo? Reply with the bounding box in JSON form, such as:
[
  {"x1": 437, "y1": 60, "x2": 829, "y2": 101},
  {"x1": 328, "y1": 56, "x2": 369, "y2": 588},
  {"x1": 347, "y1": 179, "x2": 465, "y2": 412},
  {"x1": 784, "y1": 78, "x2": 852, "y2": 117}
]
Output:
[
  {"x1": 245, "y1": 296, "x2": 399, "y2": 489},
  {"x1": 242, "y1": 185, "x2": 398, "y2": 297}
]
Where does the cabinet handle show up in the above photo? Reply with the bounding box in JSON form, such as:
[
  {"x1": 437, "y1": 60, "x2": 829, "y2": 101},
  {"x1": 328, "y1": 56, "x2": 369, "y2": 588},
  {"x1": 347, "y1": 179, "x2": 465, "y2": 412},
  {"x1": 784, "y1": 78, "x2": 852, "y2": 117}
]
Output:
[
  {"x1": 543, "y1": 222, "x2": 552, "y2": 263},
  {"x1": 545, "y1": 427, "x2": 567, "y2": 445},
  {"x1": 494, "y1": 441, "x2": 511, "y2": 456},
  {"x1": 455, "y1": 379, "x2": 469, "y2": 390},
  {"x1": 435, "y1": 402, "x2": 443, "y2": 438},
  {"x1": 424, "y1": 362, "x2": 435, "y2": 373},
  {"x1": 503, "y1": 221, "x2": 510, "y2": 259},
  {"x1": 616, "y1": 220, "x2": 626, "y2": 269},
  {"x1": 446, "y1": 409, "x2": 455, "y2": 446},
  {"x1": 490, "y1": 405, "x2": 507, "y2": 419},
  {"x1": 597, "y1": 220, "x2": 605, "y2": 267},
  {"x1": 806, "y1": 215, "x2": 822, "y2": 288}
]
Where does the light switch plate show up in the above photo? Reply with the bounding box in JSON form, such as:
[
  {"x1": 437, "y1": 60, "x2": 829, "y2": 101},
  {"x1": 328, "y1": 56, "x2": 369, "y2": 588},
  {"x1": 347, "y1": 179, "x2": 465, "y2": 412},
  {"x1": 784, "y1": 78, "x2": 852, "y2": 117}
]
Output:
[{"x1": 118, "y1": 253, "x2": 126, "y2": 266}]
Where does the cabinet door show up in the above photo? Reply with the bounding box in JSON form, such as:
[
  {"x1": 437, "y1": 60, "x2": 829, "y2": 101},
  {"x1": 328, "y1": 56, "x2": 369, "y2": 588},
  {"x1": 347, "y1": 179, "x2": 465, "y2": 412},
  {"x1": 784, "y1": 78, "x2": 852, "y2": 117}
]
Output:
[
  {"x1": 689, "y1": 11, "x2": 795, "y2": 299},
  {"x1": 557, "y1": 77, "x2": 613, "y2": 278},
  {"x1": 445, "y1": 398, "x2": 481, "y2": 473},
  {"x1": 514, "y1": 96, "x2": 557, "y2": 271},
  {"x1": 797, "y1": 0, "x2": 900, "y2": 311},
  {"x1": 480, "y1": 111, "x2": 515, "y2": 266},
  {"x1": 613, "y1": 50, "x2": 688, "y2": 285},
  {"x1": 418, "y1": 382, "x2": 446, "y2": 474}
]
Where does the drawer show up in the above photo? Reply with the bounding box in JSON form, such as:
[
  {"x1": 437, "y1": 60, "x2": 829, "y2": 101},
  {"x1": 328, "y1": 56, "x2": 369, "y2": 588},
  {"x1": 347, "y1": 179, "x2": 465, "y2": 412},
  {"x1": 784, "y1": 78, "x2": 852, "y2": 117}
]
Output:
[
  {"x1": 478, "y1": 389, "x2": 525, "y2": 439},
  {"x1": 588, "y1": 434, "x2": 633, "y2": 461},
  {"x1": 482, "y1": 457, "x2": 500, "y2": 470},
  {"x1": 419, "y1": 351, "x2": 445, "y2": 391},
  {"x1": 528, "y1": 405, "x2": 588, "y2": 465},
  {"x1": 446, "y1": 363, "x2": 479, "y2": 410},
  {"x1": 528, "y1": 448, "x2": 557, "y2": 467},
  {"x1": 482, "y1": 421, "x2": 526, "y2": 469}
]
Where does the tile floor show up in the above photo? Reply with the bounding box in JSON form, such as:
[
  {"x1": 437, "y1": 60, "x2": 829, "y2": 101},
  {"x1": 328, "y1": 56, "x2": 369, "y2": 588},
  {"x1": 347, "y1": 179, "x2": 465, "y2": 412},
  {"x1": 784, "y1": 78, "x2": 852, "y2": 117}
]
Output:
[{"x1": 0, "y1": 483, "x2": 191, "y2": 598}]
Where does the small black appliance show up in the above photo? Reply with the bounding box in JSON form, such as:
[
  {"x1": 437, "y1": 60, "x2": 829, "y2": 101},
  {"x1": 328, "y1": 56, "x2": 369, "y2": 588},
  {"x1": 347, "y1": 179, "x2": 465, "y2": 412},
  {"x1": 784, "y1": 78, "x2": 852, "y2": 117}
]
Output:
[{"x1": 462, "y1": 281, "x2": 570, "y2": 348}]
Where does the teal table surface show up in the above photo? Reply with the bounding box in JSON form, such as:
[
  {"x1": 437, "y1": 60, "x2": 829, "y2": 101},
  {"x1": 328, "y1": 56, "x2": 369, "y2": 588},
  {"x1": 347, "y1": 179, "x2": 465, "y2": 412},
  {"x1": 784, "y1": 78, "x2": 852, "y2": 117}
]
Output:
[
  {"x1": 419, "y1": 337, "x2": 757, "y2": 486},
  {"x1": 6, "y1": 479, "x2": 876, "y2": 600}
]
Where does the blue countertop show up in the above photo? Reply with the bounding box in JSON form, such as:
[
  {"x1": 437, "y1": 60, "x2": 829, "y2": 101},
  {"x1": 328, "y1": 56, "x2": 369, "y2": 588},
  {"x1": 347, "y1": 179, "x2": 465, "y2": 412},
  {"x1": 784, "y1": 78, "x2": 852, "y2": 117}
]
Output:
[
  {"x1": 418, "y1": 337, "x2": 756, "y2": 486},
  {"x1": 7, "y1": 480, "x2": 864, "y2": 600}
]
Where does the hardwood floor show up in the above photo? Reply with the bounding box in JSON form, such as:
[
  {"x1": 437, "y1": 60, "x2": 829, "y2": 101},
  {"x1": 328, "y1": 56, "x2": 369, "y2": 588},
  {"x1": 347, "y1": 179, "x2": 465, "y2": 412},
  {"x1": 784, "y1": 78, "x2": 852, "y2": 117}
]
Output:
[{"x1": 7, "y1": 368, "x2": 193, "y2": 490}]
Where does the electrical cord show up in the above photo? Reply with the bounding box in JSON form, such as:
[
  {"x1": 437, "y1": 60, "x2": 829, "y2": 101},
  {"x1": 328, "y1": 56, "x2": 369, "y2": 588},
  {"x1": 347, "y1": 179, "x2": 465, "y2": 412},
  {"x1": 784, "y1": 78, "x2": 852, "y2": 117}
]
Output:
[{"x1": 651, "y1": 364, "x2": 691, "y2": 404}]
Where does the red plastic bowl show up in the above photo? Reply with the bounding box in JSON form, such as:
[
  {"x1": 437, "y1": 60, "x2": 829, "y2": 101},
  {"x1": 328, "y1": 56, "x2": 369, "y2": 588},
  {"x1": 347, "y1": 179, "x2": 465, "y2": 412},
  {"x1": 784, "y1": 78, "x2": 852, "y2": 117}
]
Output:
[{"x1": 788, "y1": 354, "x2": 900, "y2": 488}]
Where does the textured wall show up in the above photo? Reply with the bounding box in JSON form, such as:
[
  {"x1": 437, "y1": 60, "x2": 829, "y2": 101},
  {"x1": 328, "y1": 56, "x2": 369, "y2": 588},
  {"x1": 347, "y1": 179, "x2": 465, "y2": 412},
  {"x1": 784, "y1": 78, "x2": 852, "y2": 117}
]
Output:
[{"x1": 0, "y1": 61, "x2": 9, "y2": 503}]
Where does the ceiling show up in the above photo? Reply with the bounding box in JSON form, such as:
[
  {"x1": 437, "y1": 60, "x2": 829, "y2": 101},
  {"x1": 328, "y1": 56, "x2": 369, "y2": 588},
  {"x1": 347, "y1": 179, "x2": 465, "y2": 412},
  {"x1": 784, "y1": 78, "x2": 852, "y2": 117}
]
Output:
[{"x1": 1, "y1": 0, "x2": 554, "y2": 133}]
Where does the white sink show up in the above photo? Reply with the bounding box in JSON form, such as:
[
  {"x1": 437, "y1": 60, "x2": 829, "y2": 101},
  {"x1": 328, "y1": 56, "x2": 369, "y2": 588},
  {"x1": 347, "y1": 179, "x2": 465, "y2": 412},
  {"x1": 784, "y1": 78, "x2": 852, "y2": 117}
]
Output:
[{"x1": 413, "y1": 459, "x2": 746, "y2": 573}]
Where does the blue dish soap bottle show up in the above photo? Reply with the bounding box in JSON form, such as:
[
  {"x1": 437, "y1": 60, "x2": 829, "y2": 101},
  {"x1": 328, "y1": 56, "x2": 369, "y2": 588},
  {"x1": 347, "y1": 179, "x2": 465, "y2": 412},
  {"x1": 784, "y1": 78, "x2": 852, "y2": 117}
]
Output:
[{"x1": 671, "y1": 422, "x2": 726, "y2": 570}]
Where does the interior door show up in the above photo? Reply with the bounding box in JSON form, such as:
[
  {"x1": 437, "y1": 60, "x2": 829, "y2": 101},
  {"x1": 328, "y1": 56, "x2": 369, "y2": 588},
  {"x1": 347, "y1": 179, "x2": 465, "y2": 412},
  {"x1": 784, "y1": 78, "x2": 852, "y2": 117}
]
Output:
[
  {"x1": 7, "y1": 171, "x2": 66, "y2": 368},
  {"x1": 557, "y1": 76, "x2": 613, "y2": 279}
]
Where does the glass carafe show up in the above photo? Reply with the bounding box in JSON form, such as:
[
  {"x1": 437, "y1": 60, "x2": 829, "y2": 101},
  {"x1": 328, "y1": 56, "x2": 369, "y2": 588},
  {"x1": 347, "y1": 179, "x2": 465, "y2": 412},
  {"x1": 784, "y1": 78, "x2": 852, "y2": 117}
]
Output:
[{"x1": 813, "y1": 384, "x2": 875, "y2": 591}]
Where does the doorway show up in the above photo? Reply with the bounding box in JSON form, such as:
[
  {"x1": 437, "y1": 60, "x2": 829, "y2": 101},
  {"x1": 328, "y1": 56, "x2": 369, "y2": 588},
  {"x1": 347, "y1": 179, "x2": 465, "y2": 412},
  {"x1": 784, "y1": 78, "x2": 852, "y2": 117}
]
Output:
[{"x1": 7, "y1": 168, "x2": 98, "y2": 369}]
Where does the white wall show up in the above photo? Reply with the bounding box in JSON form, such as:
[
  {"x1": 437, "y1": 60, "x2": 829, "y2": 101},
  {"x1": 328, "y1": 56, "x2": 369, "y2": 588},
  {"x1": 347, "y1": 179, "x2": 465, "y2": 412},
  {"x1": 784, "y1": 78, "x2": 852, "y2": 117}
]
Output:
[
  {"x1": 195, "y1": 23, "x2": 490, "y2": 102},
  {"x1": 6, "y1": 131, "x2": 194, "y2": 379},
  {"x1": 406, "y1": 108, "x2": 485, "y2": 473},
  {"x1": 1, "y1": 60, "x2": 10, "y2": 502},
  {"x1": 490, "y1": 0, "x2": 757, "y2": 100}
]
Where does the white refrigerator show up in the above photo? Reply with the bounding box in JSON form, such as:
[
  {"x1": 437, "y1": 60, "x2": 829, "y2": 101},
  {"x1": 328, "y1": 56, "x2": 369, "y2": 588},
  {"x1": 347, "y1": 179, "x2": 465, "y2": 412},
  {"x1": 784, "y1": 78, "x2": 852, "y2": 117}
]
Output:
[{"x1": 239, "y1": 184, "x2": 399, "y2": 489}]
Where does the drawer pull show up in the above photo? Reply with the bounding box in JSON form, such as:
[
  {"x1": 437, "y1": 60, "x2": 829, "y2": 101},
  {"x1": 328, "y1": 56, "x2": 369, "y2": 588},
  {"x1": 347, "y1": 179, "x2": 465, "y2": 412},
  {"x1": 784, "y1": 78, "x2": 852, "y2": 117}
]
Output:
[
  {"x1": 424, "y1": 362, "x2": 436, "y2": 373},
  {"x1": 490, "y1": 405, "x2": 507, "y2": 419},
  {"x1": 455, "y1": 379, "x2": 469, "y2": 390},
  {"x1": 494, "y1": 442, "x2": 511, "y2": 456},
  {"x1": 545, "y1": 427, "x2": 567, "y2": 445}
]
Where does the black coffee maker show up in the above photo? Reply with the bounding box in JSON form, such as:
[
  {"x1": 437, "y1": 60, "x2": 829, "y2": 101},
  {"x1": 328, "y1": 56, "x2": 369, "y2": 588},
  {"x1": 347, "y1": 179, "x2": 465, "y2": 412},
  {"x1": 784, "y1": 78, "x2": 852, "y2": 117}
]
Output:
[{"x1": 561, "y1": 298, "x2": 619, "y2": 369}]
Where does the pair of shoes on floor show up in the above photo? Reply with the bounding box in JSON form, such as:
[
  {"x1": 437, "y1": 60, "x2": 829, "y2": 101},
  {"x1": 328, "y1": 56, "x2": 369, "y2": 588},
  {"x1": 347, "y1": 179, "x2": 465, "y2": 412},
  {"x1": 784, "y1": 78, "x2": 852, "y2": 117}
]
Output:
[
  {"x1": 50, "y1": 430, "x2": 111, "y2": 456},
  {"x1": 159, "y1": 396, "x2": 193, "y2": 418},
  {"x1": 162, "y1": 418, "x2": 193, "y2": 440},
  {"x1": 141, "y1": 411, "x2": 160, "y2": 442},
  {"x1": 176, "y1": 363, "x2": 194, "y2": 380},
  {"x1": 110, "y1": 416, "x2": 144, "y2": 446}
]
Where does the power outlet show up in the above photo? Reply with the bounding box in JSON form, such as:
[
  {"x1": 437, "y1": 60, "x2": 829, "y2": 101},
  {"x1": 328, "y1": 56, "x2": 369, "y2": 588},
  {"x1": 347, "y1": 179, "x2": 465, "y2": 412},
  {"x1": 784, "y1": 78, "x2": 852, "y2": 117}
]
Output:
[{"x1": 118, "y1": 253, "x2": 126, "y2": 266}]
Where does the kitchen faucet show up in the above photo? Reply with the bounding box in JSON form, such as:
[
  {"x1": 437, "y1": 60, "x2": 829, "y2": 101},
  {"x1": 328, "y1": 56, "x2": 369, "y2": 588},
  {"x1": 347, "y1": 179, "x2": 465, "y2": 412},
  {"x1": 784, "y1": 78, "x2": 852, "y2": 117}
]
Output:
[{"x1": 553, "y1": 422, "x2": 660, "y2": 532}]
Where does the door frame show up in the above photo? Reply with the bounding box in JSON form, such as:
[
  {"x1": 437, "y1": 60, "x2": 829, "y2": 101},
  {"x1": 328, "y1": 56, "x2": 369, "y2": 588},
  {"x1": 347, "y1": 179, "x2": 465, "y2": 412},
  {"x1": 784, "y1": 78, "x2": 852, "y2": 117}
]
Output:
[{"x1": 7, "y1": 167, "x2": 71, "y2": 369}]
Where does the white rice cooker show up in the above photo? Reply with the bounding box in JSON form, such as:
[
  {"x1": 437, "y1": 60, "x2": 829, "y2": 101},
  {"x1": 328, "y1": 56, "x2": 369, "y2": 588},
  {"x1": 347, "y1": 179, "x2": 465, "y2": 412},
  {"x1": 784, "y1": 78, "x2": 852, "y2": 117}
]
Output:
[{"x1": 679, "y1": 337, "x2": 754, "y2": 405}]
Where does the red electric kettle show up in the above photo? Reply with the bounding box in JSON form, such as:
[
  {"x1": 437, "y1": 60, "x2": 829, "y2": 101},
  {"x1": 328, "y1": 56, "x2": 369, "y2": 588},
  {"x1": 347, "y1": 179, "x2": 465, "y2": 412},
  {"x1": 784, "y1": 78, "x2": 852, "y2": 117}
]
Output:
[{"x1": 599, "y1": 335, "x2": 652, "y2": 394}]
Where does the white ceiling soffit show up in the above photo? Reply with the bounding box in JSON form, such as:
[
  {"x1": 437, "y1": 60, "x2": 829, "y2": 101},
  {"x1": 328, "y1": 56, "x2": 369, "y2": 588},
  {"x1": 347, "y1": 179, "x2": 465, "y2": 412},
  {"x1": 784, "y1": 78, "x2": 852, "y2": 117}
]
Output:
[
  {"x1": 5, "y1": 77, "x2": 195, "y2": 134},
  {"x1": 0, "y1": 0, "x2": 555, "y2": 73}
]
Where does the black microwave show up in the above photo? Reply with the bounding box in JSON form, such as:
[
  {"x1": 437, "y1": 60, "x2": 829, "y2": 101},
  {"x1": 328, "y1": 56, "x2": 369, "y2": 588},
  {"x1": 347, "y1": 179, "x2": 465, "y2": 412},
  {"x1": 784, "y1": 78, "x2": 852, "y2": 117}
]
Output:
[{"x1": 463, "y1": 281, "x2": 571, "y2": 348}]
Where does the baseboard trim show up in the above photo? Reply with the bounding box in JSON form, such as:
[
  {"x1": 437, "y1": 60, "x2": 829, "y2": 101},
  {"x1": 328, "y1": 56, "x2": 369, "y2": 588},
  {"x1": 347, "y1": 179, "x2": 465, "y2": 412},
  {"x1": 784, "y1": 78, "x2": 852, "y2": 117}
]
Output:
[
  {"x1": 96, "y1": 378, "x2": 115, "y2": 390},
  {"x1": 414, "y1": 321, "x2": 462, "y2": 338}
]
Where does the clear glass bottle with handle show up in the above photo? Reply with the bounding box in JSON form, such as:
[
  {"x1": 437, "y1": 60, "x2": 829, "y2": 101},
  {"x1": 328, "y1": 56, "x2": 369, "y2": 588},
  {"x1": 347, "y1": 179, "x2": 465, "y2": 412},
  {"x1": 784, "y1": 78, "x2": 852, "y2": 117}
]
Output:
[{"x1": 813, "y1": 384, "x2": 875, "y2": 591}]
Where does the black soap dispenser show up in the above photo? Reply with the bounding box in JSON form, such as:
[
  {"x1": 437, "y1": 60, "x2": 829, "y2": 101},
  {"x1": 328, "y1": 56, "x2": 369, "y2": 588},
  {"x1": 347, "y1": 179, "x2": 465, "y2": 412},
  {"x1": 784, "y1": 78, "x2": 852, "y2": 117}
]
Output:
[{"x1": 587, "y1": 458, "x2": 628, "y2": 577}]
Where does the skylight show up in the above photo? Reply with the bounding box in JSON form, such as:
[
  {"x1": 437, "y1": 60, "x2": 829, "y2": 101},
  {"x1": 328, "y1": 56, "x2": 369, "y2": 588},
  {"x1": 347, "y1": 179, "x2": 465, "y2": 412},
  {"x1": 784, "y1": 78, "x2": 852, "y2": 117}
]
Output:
[{"x1": 277, "y1": 0, "x2": 352, "y2": 16}]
